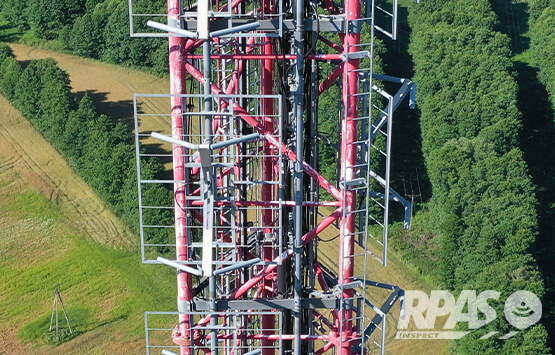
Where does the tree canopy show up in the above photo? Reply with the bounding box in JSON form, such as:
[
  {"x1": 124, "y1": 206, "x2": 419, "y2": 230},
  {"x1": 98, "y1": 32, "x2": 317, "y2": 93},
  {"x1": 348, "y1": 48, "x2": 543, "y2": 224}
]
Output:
[{"x1": 408, "y1": 1, "x2": 549, "y2": 353}]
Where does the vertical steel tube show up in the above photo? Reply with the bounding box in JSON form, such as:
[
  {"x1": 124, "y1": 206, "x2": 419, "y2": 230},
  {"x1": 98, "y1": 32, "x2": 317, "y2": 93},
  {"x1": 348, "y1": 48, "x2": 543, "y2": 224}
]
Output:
[
  {"x1": 55, "y1": 295, "x2": 59, "y2": 340},
  {"x1": 239, "y1": 18, "x2": 249, "y2": 353},
  {"x1": 202, "y1": 39, "x2": 218, "y2": 355},
  {"x1": 383, "y1": 98, "x2": 393, "y2": 266},
  {"x1": 293, "y1": 0, "x2": 305, "y2": 352},
  {"x1": 168, "y1": 0, "x2": 193, "y2": 353},
  {"x1": 307, "y1": 58, "x2": 318, "y2": 355},
  {"x1": 261, "y1": 0, "x2": 276, "y2": 350},
  {"x1": 338, "y1": 0, "x2": 361, "y2": 352}
]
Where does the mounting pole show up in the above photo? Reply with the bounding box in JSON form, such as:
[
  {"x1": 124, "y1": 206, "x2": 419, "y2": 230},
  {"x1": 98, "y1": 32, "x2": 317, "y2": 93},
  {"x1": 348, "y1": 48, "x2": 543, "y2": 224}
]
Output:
[
  {"x1": 261, "y1": 0, "x2": 277, "y2": 351},
  {"x1": 292, "y1": 0, "x2": 305, "y2": 351},
  {"x1": 338, "y1": 0, "x2": 362, "y2": 352},
  {"x1": 166, "y1": 0, "x2": 195, "y2": 352},
  {"x1": 49, "y1": 285, "x2": 73, "y2": 341},
  {"x1": 196, "y1": 0, "x2": 218, "y2": 352}
]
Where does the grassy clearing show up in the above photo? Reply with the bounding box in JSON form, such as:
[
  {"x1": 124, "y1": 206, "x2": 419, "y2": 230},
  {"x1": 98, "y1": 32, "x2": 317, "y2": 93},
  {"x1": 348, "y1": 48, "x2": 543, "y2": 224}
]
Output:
[
  {"x1": 0, "y1": 173, "x2": 177, "y2": 353},
  {"x1": 0, "y1": 82, "x2": 176, "y2": 353}
]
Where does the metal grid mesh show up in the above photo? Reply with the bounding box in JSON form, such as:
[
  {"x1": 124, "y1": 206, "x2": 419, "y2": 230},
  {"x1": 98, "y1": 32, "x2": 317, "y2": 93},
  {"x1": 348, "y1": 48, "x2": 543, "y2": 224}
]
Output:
[
  {"x1": 336, "y1": 0, "x2": 406, "y2": 353},
  {"x1": 128, "y1": 0, "x2": 284, "y2": 38},
  {"x1": 145, "y1": 311, "x2": 283, "y2": 354},
  {"x1": 134, "y1": 93, "x2": 284, "y2": 265}
]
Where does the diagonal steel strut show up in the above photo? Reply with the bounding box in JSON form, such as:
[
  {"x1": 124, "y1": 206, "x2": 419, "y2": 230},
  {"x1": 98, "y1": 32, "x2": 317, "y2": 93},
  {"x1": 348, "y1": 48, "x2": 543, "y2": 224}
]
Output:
[{"x1": 182, "y1": 59, "x2": 343, "y2": 200}]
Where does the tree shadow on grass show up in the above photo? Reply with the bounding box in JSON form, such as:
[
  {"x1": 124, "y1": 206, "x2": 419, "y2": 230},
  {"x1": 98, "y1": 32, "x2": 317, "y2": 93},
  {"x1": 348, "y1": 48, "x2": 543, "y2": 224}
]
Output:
[
  {"x1": 0, "y1": 23, "x2": 23, "y2": 43},
  {"x1": 18, "y1": 306, "x2": 95, "y2": 345},
  {"x1": 382, "y1": 4, "x2": 432, "y2": 210},
  {"x1": 491, "y1": 0, "x2": 530, "y2": 55},
  {"x1": 74, "y1": 90, "x2": 134, "y2": 128},
  {"x1": 491, "y1": 0, "x2": 555, "y2": 349},
  {"x1": 514, "y1": 59, "x2": 555, "y2": 351}
]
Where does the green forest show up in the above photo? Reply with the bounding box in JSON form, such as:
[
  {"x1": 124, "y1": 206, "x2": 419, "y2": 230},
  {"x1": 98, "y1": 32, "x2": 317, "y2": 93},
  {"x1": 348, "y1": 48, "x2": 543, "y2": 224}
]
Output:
[
  {"x1": 406, "y1": 1, "x2": 550, "y2": 353},
  {"x1": 0, "y1": 0, "x2": 554, "y2": 353}
]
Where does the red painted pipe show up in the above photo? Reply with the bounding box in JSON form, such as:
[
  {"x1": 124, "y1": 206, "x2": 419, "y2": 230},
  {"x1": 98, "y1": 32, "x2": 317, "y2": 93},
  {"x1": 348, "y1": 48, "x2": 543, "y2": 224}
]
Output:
[
  {"x1": 182, "y1": 59, "x2": 342, "y2": 200},
  {"x1": 168, "y1": 0, "x2": 193, "y2": 353},
  {"x1": 182, "y1": 54, "x2": 343, "y2": 61},
  {"x1": 337, "y1": 0, "x2": 362, "y2": 352}
]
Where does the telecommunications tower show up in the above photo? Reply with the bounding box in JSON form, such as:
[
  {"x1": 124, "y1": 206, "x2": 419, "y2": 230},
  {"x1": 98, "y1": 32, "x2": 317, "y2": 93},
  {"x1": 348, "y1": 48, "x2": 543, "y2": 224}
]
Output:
[{"x1": 130, "y1": 0, "x2": 416, "y2": 353}]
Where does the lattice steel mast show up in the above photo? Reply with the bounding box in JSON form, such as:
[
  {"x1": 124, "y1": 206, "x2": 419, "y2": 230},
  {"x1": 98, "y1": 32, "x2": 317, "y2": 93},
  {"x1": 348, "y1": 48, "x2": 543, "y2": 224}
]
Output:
[{"x1": 131, "y1": 0, "x2": 417, "y2": 353}]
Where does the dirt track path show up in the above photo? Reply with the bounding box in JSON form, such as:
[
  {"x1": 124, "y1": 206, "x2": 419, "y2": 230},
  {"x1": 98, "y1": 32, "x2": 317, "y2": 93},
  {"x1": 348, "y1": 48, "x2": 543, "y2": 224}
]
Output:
[
  {"x1": 0, "y1": 93, "x2": 135, "y2": 249},
  {"x1": 9, "y1": 44, "x2": 172, "y2": 131},
  {"x1": 5, "y1": 43, "x2": 183, "y2": 249},
  {"x1": 1, "y1": 44, "x2": 154, "y2": 249}
]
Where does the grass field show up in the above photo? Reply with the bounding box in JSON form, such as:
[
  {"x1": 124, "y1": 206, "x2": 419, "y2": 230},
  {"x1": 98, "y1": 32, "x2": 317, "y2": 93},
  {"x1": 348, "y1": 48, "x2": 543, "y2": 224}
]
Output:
[
  {"x1": 0, "y1": 68, "x2": 175, "y2": 354},
  {"x1": 0, "y1": 43, "x2": 449, "y2": 354}
]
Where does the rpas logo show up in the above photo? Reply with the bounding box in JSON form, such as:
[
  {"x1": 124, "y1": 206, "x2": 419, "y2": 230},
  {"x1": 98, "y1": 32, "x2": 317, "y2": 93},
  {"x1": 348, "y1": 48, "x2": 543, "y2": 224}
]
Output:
[{"x1": 395, "y1": 290, "x2": 541, "y2": 340}]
